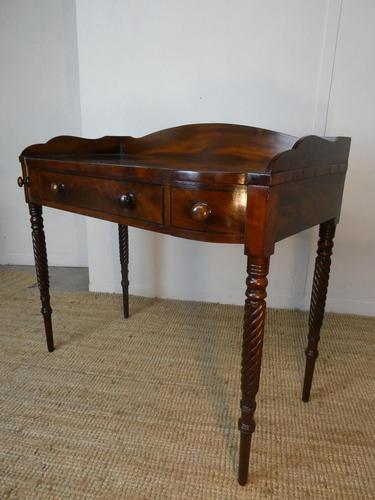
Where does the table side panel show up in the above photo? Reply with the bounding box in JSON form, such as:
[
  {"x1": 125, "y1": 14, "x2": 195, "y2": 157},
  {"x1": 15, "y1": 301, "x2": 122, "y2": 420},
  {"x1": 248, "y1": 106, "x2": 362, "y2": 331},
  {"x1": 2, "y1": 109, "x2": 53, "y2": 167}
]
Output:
[{"x1": 266, "y1": 172, "x2": 346, "y2": 250}]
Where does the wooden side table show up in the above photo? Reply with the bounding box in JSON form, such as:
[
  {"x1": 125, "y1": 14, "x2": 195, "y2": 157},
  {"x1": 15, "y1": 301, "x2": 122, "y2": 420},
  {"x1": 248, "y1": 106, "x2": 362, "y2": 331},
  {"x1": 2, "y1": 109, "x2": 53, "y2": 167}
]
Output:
[{"x1": 18, "y1": 124, "x2": 350, "y2": 485}]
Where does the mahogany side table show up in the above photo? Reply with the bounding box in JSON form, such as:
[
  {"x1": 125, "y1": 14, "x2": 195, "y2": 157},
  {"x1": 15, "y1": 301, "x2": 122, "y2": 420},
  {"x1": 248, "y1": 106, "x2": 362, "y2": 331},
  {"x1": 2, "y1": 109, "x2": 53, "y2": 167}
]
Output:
[{"x1": 18, "y1": 124, "x2": 350, "y2": 486}]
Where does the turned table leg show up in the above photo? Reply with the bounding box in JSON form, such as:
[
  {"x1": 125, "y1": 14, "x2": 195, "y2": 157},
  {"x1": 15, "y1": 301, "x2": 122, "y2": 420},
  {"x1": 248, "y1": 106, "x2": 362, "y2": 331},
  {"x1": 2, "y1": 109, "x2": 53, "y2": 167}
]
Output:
[
  {"x1": 29, "y1": 203, "x2": 54, "y2": 352},
  {"x1": 118, "y1": 224, "x2": 129, "y2": 319},
  {"x1": 238, "y1": 255, "x2": 270, "y2": 486},
  {"x1": 302, "y1": 219, "x2": 336, "y2": 402}
]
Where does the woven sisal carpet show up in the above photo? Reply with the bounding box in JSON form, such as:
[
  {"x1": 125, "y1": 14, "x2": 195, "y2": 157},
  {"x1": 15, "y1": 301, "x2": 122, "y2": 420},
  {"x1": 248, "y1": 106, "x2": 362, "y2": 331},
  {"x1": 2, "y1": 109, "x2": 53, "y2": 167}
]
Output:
[{"x1": 0, "y1": 269, "x2": 374, "y2": 499}]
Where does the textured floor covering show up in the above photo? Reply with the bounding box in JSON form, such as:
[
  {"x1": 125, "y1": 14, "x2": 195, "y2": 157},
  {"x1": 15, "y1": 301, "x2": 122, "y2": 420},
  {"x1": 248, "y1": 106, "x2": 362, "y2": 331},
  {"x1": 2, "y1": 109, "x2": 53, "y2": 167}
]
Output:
[{"x1": 0, "y1": 269, "x2": 374, "y2": 499}]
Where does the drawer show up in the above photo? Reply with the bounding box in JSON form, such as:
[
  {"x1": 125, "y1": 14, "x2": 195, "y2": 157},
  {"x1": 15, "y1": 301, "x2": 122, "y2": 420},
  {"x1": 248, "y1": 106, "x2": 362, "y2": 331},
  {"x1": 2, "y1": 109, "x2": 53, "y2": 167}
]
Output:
[
  {"x1": 171, "y1": 186, "x2": 246, "y2": 234},
  {"x1": 38, "y1": 171, "x2": 164, "y2": 225}
]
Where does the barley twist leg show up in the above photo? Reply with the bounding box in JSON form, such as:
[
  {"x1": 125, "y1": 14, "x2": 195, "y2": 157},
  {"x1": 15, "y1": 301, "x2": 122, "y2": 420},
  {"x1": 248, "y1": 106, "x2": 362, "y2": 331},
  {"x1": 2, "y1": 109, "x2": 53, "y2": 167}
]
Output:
[
  {"x1": 118, "y1": 224, "x2": 129, "y2": 318},
  {"x1": 29, "y1": 203, "x2": 54, "y2": 352},
  {"x1": 238, "y1": 256, "x2": 270, "y2": 485},
  {"x1": 302, "y1": 219, "x2": 336, "y2": 402}
]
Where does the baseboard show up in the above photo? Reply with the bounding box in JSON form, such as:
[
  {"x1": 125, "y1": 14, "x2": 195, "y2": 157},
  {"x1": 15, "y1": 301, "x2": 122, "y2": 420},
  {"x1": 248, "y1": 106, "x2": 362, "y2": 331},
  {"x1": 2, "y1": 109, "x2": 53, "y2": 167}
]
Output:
[
  {"x1": 89, "y1": 281, "x2": 375, "y2": 318},
  {"x1": 3, "y1": 252, "x2": 88, "y2": 267}
]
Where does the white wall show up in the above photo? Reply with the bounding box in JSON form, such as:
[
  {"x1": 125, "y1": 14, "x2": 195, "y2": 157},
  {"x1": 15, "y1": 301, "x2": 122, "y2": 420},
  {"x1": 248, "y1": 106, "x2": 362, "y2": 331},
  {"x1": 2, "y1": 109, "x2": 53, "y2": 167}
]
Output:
[
  {"x1": 76, "y1": 0, "x2": 346, "y2": 308},
  {"x1": 322, "y1": 0, "x2": 375, "y2": 314},
  {"x1": 0, "y1": 0, "x2": 87, "y2": 266},
  {"x1": 2, "y1": 1, "x2": 374, "y2": 316}
]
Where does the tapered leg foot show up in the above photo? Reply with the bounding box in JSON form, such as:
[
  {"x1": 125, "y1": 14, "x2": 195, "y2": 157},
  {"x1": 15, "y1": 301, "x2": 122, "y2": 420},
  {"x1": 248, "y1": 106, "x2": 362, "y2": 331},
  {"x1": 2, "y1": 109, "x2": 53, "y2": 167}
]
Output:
[
  {"x1": 302, "y1": 220, "x2": 336, "y2": 402},
  {"x1": 238, "y1": 256, "x2": 269, "y2": 485},
  {"x1": 118, "y1": 224, "x2": 129, "y2": 319},
  {"x1": 29, "y1": 203, "x2": 54, "y2": 352},
  {"x1": 238, "y1": 406, "x2": 255, "y2": 485}
]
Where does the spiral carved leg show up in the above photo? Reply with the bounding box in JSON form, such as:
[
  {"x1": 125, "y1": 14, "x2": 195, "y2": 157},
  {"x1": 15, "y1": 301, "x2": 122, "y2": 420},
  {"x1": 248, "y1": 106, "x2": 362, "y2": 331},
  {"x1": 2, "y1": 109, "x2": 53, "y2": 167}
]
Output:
[
  {"x1": 118, "y1": 224, "x2": 129, "y2": 319},
  {"x1": 29, "y1": 204, "x2": 54, "y2": 352},
  {"x1": 302, "y1": 219, "x2": 336, "y2": 403},
  {"x1": 238, "y1": 256, "x2": 270, "y2": 486}
]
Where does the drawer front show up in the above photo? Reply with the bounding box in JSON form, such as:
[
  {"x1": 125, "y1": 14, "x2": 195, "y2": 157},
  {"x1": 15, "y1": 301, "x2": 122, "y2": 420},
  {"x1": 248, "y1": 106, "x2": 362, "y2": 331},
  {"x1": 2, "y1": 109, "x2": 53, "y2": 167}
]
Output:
[
  {"x1": 171, "y1": 186, "x2": 246, "y2": 234},
  {"x1": 38, "y1": 171, "x2": 164, "y2": 224}
]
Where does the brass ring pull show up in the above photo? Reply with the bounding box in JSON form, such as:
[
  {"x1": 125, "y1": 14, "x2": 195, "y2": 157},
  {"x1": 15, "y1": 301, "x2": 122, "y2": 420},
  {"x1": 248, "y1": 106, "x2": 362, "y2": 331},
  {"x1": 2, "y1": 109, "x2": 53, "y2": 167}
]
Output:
[
  {"x1": 50, "y1": 182, "x2": 65, "y2": 194},
  {"x1": 191, "y1": 202, "x2": 212, "y2": 222},
  {"x1": 17, "y1": 176, "x2": 30, "y2": 187},
  {"x1": 119, "y1": 192, "x2": 136, "y2": 209}
]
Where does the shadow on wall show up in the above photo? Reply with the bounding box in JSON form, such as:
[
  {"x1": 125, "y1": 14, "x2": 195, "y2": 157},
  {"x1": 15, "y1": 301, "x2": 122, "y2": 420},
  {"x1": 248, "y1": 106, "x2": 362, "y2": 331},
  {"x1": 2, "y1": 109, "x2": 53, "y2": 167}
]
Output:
[{"x1": 107, "y1": 218, "x2": 316, "y2": 309}]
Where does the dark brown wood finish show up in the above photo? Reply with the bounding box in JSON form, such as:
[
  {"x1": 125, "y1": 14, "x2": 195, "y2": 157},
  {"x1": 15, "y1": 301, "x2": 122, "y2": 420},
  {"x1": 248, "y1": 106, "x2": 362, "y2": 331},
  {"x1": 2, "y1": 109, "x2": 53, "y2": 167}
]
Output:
[
  {"x1": 302, "y1": 219, "x2": 336, "y2": 403},
  {"x1": 28, "y1": 203, "x2": 54, "y2": 352},
  {"x1": 171, "y1": 185, "x2": 246, "y2": 235},
  {"x1": 118, "y1": 224, "x2": 129, "y2": 319},
  {"x1": 239, "y1": 255, "x2": 269, "y2": 486},
  {"x1": 37, "y1": 171, "x2": 164, "y2": 225},
  {"x1": 18, "y1": 123, "x2": 351, "y2": 486}
]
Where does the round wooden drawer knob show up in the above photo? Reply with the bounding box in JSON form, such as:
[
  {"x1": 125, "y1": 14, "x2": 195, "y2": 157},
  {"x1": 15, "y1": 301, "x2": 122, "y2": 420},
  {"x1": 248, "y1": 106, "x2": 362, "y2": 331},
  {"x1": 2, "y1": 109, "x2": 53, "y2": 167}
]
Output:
[
  {"x1": 191, "y1": 202, "x2": 212, "y2": 222},
  {"x1": 50, "y1": 182, "x2": 65, "y2": 194},
  {"x1": 119, "y1": 192, "x2": 136, "y2": 209}
]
